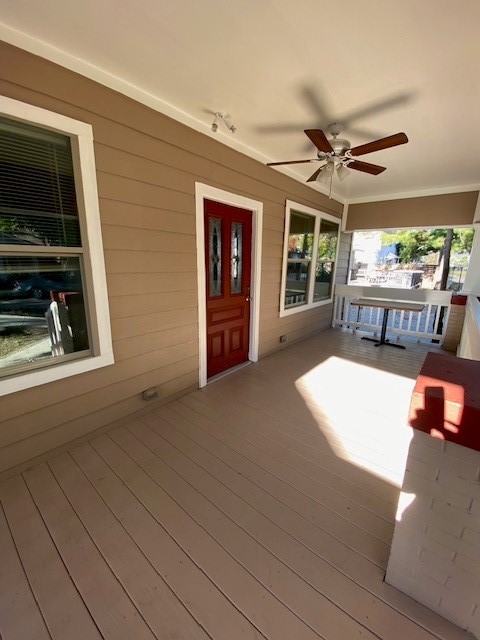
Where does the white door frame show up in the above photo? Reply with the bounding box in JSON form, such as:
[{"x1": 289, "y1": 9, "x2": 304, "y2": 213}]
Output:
[{"x1": 195, "y1": 183, "x2": 263, "y2": 387}]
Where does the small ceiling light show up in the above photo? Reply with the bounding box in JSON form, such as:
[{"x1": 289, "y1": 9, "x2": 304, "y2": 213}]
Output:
[
  {"x1": 317, "y1": 160, "x2": 336, "y2": 197},
  {"x1": 324, "y1": 161, "x2": 335, "y2": 176},
  {"x1": 316, "y1": 167, "x2": 330, "y2": 184},
  {"x1": 337, "y1": 164, "x2": 350, "y2": 181},
  {"x1": 211, "y1": 112, "x2": 237, "y2": 134}
]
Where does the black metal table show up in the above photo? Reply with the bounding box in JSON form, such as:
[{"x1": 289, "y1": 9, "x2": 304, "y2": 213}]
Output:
[{"x1": 350, "y1": 298, "x2": 425, "y2": 349}]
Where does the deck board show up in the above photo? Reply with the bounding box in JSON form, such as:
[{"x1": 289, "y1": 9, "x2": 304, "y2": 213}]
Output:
[
  {"x1": 197, "y1": 384, "x2": 398, "y2": 508},
  {"x1": 0, "y1": 475, "x2": 101, "y2": 640},
  {"x1": 158, "y1": 401, "x2": 389, "y2": 566},
  {"x1": 176, "y1": 394, "x2": 393, "y2": 544},
  {"x1": 127, "y1": 416, "x2": 377, "y2": 640},
  {"x1": 48, "y1": 452, "x2": 209, "y2": 640},
  {"x1": 137, "y1": 410, "x2": 437, "y2": 640},
  {"x1": 71, "y1": 442, "x2": 259, "y2": 640},
  {"x1": 0, "y1": 329, "x2": 474, "y2": 640},
  {"x1": 185, "y1": 390, "x2": 395, "y2": 520},
  {"x1": 24, "y1": 463, "x2": 157, "y2": 640},
  {"x1": 106, "y1": 426, "x2": 321, "y2": 640},
  {"x1": 0, "y1": 502, "x2": 52, "y2": 640}
]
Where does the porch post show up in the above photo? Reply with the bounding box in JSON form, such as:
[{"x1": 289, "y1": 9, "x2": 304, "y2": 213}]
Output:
[{"x1": 462, "y1": 224, "x2": 480, "y2": 295}]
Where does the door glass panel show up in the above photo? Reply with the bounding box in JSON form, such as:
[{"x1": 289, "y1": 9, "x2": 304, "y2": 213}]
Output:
[
  {"x1": 313, "y1": 219, "x2": 339, "y2": 301},
  {"x1": 230, "y1": 221, "x2": 243, "y2": 294},
  {"x1": 208, "y1": 217, "x2": 222, "y2": 297}
]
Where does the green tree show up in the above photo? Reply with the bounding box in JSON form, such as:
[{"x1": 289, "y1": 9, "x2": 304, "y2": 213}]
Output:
[
  {"x1": 381, "y1": 228, "x2": 474, "y2": 267},
  {"x1": 381, "y1": 229, "x2": 444, "y2": 263}
]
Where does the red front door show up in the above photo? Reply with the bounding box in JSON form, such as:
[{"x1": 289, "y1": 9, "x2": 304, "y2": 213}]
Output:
[{"x1": 204, "y1": 199, "x2": 252, "y2": 378}]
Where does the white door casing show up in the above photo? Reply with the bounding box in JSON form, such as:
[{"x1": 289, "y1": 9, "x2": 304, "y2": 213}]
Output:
[{"x1": 195, "y1": 183, "x2": 263, "y2": 387}]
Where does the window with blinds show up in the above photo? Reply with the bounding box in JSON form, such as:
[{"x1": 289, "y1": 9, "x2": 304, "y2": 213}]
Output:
[
  {"x1": 0, "y1": 114, "x2": 90, "y2": 376},
  {"x1": 0, "y1": 116, "x2": 81, "y2": 247}
]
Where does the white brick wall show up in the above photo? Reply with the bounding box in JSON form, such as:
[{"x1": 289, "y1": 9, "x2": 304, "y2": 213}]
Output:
[
  {"x1": 386, "y1": 429, "x2": 480, "y2": 638},
  {"x1": 443, "y1": 304, "x2": 466, "y2": 353}
]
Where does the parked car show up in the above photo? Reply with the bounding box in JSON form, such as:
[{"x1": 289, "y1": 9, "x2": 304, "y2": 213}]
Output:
[
  {"x1": 12, "y1": 274, "x2": 81, "y2": 299},
  {"x1": 0, "y1": 274, "x2": 19, "y2": 297}
]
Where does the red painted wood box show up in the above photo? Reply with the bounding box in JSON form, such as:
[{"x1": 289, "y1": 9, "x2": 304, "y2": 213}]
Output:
[{"x1": 408, "y1": 351, "x2": 480, "y2": 452}]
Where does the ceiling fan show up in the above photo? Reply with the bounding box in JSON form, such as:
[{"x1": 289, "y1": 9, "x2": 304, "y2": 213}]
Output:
[{"x1": 266, "y1": 123, "x2": 408, "y2": 188}]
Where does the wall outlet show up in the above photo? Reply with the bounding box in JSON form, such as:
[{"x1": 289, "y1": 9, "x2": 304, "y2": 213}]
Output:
[
  {"x1": 280, "y1": 335, "x2": 288, "y2": 343},
  {"x1": 143, "y1": 387, "x2": 159, "y2": 401}
]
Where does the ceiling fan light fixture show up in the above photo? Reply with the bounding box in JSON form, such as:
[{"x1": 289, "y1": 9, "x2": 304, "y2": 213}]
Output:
[
  {"x1": 316, "y1": 168, "x2": 331, "y2": 184},
  {"x1": 323, "y1": 161, "x2": 335, "y2": 176},
  {"x1": 337, "y1": 164, "x2": 350, "y2": 181}
]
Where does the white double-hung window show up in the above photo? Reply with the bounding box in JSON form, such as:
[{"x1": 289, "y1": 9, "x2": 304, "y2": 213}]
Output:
[
  {"x1": 0, "y1": 97, "x2": 113, "y2": 396},
  {"x1": 280, "y1": 200, "x2": 340, "y2": 316}
]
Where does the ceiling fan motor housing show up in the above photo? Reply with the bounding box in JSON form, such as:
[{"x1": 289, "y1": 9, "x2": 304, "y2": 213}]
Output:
[{"x1": 330, "y1": 138, "x2": 350, "y2": 155}]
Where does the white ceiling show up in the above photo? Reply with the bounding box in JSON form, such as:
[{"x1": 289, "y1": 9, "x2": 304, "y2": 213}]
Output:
[{"x1": 1, "y1": 0, "x2": 480, "y2": 203}]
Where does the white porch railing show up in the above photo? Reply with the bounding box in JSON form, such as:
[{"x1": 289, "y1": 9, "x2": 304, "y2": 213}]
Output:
[{"x1": 333, "y1": 284, "x2": 453, "y2": 345}]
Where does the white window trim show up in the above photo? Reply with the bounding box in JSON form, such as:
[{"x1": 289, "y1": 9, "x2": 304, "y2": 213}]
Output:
[
  {"x1": 280, "y1": 199, "x2": 341, "y2": 318},
  {"x1": 0, "y1": 96, "x2": 113, "y2": 396}
]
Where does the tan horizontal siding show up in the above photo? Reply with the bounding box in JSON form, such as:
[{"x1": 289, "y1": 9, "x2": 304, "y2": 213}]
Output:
[
  {"x1": 0, "y1": 363, "x2": 199, "y2": 474},
  {"x1": 113, "y1": 324, "x2": 198, "y2": 361},
  {"x1": 0, "y1": 41, "x2": 343, "y2": 473},
  {"x1": 111, "y1": 307, "x2": 198, "y2": 340},
  {"x1": 101, "y1": 225, "x2": 196, "y2": 252},
  {"x1": 107, "y1": 272, "x2": 196, "y2": 297},
  {"x1": 104, "y1": 249, "x2": 196, "y2": 273},
  {"x1": 260, "y1": 305, "x2": 333, "y2": 335},
  {"x1": 99, "y1": 200, "x2": 195, "y2": 234},
  {"x1": 1, "y1": 372, "x2": 199, "y2": 477},
  {"x1": 260, "y1": 309, "x2": 334, "y2": 357},
  {"x1": 0, "y1": 347, "x2": 198, "y2": 451},
  {"x1": 95, "y1": 143, "x2": 197, "y2": 195},
  {"x1": 0, "y1": 328, "x2": 198, "y2": 427},
  {"x1": 97, "y1": 173, "x2": 195, "y2": 212},
  {"x1": 109, "y1": 291, "x2": 197, "y2": 319}
]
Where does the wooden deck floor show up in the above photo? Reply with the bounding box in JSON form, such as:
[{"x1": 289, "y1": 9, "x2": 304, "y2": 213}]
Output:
[{"x1": 0, "y1": 329, "x2": 474, "y2": 640}]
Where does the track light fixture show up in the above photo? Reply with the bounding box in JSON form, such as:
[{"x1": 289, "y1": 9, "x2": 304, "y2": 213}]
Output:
[{"x1": 211, "y1": 112, "x2": 237, "y2": 134}]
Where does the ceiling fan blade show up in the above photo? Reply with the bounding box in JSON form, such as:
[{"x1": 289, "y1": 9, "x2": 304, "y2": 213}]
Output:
[
  {"x1": 267, "y1": 159, "x2": 316, "y2": 166},
  {"x1": 350, "y1": 132, "x2": 408, "y2": 156},
  {"x1": 348, "y1": 160, "x2": 386, "y2": 175},
  {"x1": 307, "y1": 167, "x2": 323, "y2": 182},
  {"x1": 304, "y1": 129, "x2": 333, "y2": 153}
]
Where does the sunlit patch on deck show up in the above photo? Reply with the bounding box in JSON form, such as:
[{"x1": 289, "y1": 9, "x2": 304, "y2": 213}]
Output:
[{"x1": 295, "y1": 355, "x2": 415, "y2": 485}]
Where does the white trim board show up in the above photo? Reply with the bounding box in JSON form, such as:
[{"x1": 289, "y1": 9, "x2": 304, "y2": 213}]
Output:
[{"x1": 195, "y1": 183, "x2": 263, "y2": 388}]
